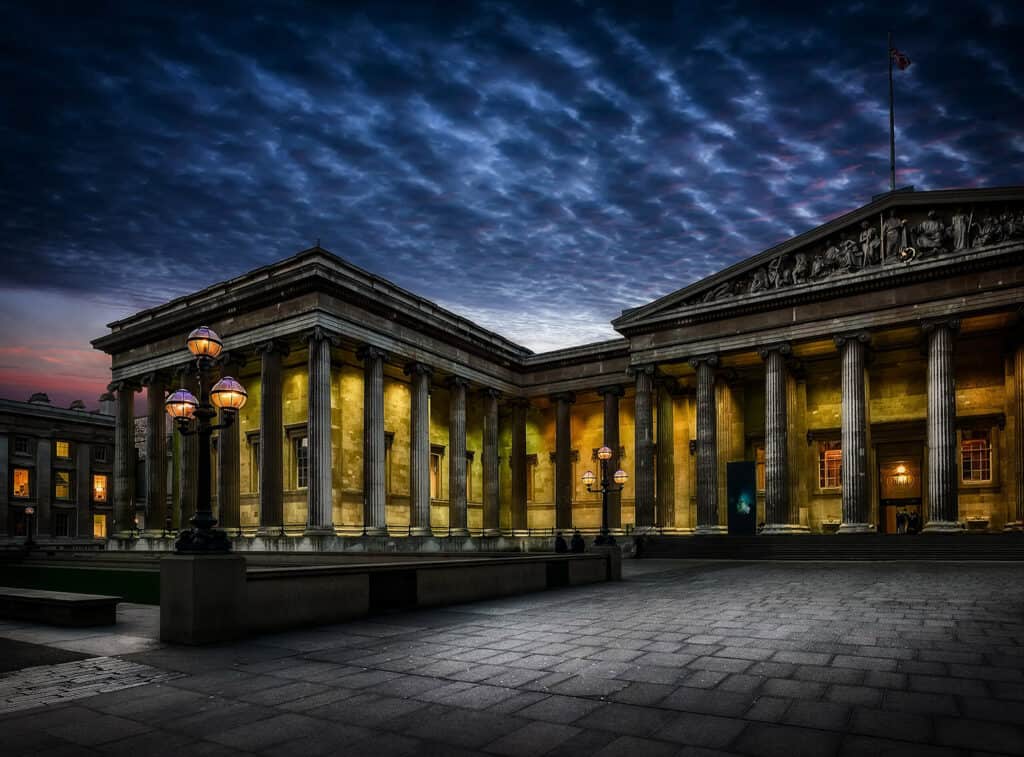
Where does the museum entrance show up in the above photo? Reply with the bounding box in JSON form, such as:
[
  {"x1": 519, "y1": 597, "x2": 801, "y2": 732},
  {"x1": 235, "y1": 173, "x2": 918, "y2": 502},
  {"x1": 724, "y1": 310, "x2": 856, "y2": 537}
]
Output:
[{"x1": 878, "y1": 447, "x2": 923, "y2": 534}]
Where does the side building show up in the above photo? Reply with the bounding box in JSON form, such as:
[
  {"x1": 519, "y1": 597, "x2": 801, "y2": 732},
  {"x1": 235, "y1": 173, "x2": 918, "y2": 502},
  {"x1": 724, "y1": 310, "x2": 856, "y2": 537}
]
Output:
[{"x1": 90, "y1": 186, "x2": 1024, "y2": 544}]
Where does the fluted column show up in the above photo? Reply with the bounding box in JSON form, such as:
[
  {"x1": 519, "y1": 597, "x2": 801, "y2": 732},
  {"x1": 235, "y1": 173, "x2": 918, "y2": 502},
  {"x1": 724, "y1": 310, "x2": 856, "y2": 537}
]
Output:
[
  {"x1": 1009, "y1": 342, "x2": 1024, "y2": 531},
  {"x1": 257, "y1": 340, "x2": 287, "y2": 536},
  {"x1": 358, "y1": 345, "x2": 388, "y2": 536},
  {"x1": 836, "y1": 333, "x2": 873, "y2": 533},
  {"x1": 111, "y1": 380, "x2": 138, "y2": 536},
  {"x1": 511, "y1": 399, "x2": 529, "y2": 533},
  {"x1": 633, "y1": 366, "x2": 656, "y2": 533},
  {"x1": 656, "y1": 380, "x2": 676, "y2": 529},
  {"x1": 553, "y1": 392, "x2": 575, "y2": 531},
  {"x1": 143, "y1": 373, "x2": 168, "y2": 535},
  {"x1": 482, "y1": 388, "x2": 501, "y2": 536},
  {"x1": 924, "y1": 320, "x2": 960, "y2": 532},
  {"x1": 691, "y1": 356, "x2": 725, "y2": 534},
  {"x1": 760, "y1": 344, "x2": 806, "y2": 533},
  {"x1": 447, "y1": 376, "x2": 470, "y2": 536},
  {"x1": 306, "y1": 329, "x2": 335, "y2": 535},
  {"x1": 215, "y1": 353, "x2": 244, "y2": 534},
  {"x1": 597, "y1": 385, "x2": 624, "y2": 531},
  {"x1": 178, "y1": 370, "x2": 199, "y2": 528},
  {"x1": 405, "y1": 362, "x2": 433, "y2": 536}
]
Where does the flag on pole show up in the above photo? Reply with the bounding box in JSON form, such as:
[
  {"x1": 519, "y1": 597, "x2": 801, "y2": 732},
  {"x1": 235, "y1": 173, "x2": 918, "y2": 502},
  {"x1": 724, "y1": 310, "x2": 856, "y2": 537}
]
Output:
[{"x1": 890, "y1": 46, "x2": 912, "y2": 70}]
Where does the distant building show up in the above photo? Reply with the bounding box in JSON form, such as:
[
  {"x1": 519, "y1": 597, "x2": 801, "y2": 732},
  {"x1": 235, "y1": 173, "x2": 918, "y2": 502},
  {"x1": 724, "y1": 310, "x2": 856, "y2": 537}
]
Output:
[{"x1": 0, "y1": 393, "x2": 115, "y2": 541}]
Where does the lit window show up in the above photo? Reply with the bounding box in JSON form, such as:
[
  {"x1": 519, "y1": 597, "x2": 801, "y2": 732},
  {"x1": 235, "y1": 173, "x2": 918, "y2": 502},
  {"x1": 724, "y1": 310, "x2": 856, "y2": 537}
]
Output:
[
  {"x1": 961, "y1": 430, "x2": 992, "y2": 483},
  {"x1": 12, "y1": 468, "x2": 30, "y2": 498},
  {"x1": 14, "y1": 437, "x2": 30, "y2": 455},
  {"x1": 430, "y1": 452, "x2": 442, "y2": 499},
  {"x1": 55, "y1": 470, "x2": 72, "y2": 500},
  {"x1": 819, "y1": 442, "x2": 842, "y2": 489},
  {"x1": 93, "y1": 514, "x2": 107, "y2": 538},
  {"x1": 93, "y1": 474, "x2": 108, "y2": 503},
  {"x1": 294, "y1": 436, "x2": 309, "y2": 489},
  {"x1": 56, "y1": 440, "x2": 70, "y2": 459},
  {"x1": 755, "y1": 446, "x2": 766, "y2": 492},
  {"x1": 53, "y1": 511, "x2": 71, "y2": 537}
]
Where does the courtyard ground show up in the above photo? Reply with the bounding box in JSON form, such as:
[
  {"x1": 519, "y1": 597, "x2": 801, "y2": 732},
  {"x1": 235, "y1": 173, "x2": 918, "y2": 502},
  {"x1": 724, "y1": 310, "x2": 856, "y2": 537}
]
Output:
[{"x1": 2, "y1": 559, "x2": 1023, "y2": 756}]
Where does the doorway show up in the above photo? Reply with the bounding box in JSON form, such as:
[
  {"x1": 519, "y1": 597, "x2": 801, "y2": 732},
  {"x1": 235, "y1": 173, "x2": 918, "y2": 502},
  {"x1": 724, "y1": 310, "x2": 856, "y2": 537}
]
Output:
[{"x1": 878, "y1": 449, "x2": 923, "y2": 534}]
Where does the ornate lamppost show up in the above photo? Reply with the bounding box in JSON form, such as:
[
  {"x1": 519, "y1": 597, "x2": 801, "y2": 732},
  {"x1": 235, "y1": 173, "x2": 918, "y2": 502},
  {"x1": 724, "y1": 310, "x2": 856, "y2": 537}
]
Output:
[
  {"x1": 164, "y1": 326, "x2": 248, "y2": 553},
  {"x1": 24, "y1": 505, "x2": 35, "y2": 549},
  {"x1": 581, "y1": 445, "x2": 628, "y2": 546}
]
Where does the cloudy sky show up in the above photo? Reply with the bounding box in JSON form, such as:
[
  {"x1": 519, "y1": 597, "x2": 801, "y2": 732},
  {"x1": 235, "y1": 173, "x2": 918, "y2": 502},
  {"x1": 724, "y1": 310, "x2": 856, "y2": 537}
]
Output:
[{"x1": 2, "y1": 1, "x2": 1022, "y2": 407}]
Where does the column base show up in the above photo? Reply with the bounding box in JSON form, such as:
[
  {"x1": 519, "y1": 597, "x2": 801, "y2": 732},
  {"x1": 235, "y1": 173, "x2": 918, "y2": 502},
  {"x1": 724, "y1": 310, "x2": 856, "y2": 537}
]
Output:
[
  {"x1": 482, "y1": 528, "x2": 502, "y2": 537},
  {"x1": 760, "y1": 524, "x2": 810, "y2": 535},
  {"x1": 256, "y1": 526, "x2": 286, "y2": 538},
  {"x1": 694, "y1": 525, "x2": 728, "y2": 536},
  {"x1": 447, "y1": 528, "x2": 471, "y2": 538},
  {"x1": 837, "y1": 522, "x2": 876, "y2": 534},
  {"x1": 408, "y1": 526, "x2": 433, "y2": 537},
  {"x1": 303, "y1": 527, "x2": 335, "y2": 537},
  {"x1": 632, "y1": 526, "x2": 660, "y2": 535},
  {"x1": 362, "y1": 526, "x2": 388, "y2": 537},
  {"x1": 922, "y1": 520, "x2": 963, "y2": 533},
  {"x1": 1002, "y1": 521, "x2": 1024, "y2": 532}
]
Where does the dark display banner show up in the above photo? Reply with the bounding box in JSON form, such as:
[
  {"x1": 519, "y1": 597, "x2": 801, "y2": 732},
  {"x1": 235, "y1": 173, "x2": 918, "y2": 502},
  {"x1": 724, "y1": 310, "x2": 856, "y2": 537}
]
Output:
[{"x1": 726, "y1": 461, "x2": 757, "y2": 535}]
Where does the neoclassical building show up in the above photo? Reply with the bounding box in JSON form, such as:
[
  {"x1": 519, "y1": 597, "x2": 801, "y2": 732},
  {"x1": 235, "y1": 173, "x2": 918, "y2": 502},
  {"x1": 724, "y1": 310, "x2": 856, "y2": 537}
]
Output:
[{"x1": 91, "y1": 186, "x2": 1024, "y2": 542}]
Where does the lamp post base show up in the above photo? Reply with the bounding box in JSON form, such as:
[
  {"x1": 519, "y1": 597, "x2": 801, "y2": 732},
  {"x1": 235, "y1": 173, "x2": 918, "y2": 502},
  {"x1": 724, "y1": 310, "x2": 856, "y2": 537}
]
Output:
[
  {"x1": 594, "y1": 531, "x2": 617, "y2": 546},
  {"x1": 175, "y1": 528, "x2": 233, "y2": 553}
]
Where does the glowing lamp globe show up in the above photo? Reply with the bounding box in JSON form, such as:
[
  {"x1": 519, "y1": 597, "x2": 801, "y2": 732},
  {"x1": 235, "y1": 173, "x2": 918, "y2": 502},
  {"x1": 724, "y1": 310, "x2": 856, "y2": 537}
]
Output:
[
  {"x1": 186, "y1": 326, "x2": 223, "y2": 359},
  {"x1": 597, "y1": 445, "x2": 613, "y2": 461},
  {"x1": 581, "y1": 470, "x2": 596, "y2": 486},
  {"x1": 210, "y1": 376, "x2": 248, "y2": 411},
  {"x1": 613, "y1": 469, "x2": 628, "y2": 485},
  {"x1": 165, "y1": 389, "x2": 198, "y2": 420}
]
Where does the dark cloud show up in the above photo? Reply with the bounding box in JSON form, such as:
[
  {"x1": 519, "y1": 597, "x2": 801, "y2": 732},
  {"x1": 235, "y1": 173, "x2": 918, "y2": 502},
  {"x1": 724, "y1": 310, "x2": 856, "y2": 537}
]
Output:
[{"x1": 0, "y1": 0, "x2": 1022, "y2": 402}]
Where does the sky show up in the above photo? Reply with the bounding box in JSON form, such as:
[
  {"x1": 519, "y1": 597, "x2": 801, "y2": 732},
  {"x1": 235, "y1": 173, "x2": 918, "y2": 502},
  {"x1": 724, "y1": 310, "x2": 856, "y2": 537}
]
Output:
[{"x1": 2, "y1": 1, "x2": 1022, "y2": 408}]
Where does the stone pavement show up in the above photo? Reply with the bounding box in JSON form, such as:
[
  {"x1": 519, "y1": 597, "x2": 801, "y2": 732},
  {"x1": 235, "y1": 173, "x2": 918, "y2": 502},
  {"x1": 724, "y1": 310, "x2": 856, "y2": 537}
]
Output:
[{"x1": 2, "y1": 559, "x2": 1024, "y2": 756}]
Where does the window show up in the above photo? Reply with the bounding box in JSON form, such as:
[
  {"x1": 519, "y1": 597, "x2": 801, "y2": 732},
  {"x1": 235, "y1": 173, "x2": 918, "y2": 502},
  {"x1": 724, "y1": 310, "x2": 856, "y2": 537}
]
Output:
[
  {"x1": 93, "y1": 474, "x2": 108, "y2": 503},
  {"x1": 93, "y1": 514, "x2": 107, "y2": 539},
  {"x1": 13, "y1": 468, "x2": 31, "y2": 498},
  {"x1": 818, "y1": 442, "x2": 842, "y2": 489},
  {"x1": 14, "y1": 437, "x2": 30, "y2": 455},
  {"x1": 755, "y1": 446, "x2": 766, "y2": 492},
  {"x1": 56, "y1": 440, "x2": 71, "y2": 459},
  {"x1": 94, "y1": 445, "x2": 108, "y2": 463},
  {"x1": 249, "y1": 440, "x2": 260, "y2": 493},
  {"x1": 53, "y1": 511, "x2": 72, "y2": 537},
  {"x1": 961, "y1": 430, "x2": 992, "y2": 483},
  {"x1": 55, "y1": 470, "x2": 72, "y2": 500},
  {"x1": 430, "y1": 451, "x2": 442, "y2": 499},
  {"x1": 466, "y1": 452, "x2": 473, "y2": 502},
  {"x1": 526, "y1": 455, "x2": 538, "y2": 502},
  {"x1": 294, "y1": 436, "x2": 309, "y2": 489}
]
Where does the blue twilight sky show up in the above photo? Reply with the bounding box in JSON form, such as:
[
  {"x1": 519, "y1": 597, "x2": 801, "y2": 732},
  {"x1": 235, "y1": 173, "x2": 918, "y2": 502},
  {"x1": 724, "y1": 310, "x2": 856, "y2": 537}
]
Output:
[{"x1": 1, "y1": 1, "x2": 1022, "y2": 406}]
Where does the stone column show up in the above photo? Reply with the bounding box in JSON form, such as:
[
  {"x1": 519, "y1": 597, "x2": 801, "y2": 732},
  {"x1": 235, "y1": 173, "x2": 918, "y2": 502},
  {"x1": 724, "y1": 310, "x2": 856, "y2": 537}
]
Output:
[
  {"x1": 633, "y1": 365, "x2": 656, "y2": 533},
  {"x1": 1009, "y1": 342, "x2": 1024, "y2": 531},
  {"x1": 656, "y1": 380, "x2": 676, "y2": 529},
  {"x1": 306, "y1": 329, "x2": 335, "y2": 535},
  {"x1": 924, "y1": 320, "x2": 961, "y2": 532},
  {"x1": 510, "y1": 399, "x2": 529, "y2": 533},
  {"x1": 448, "y1": 376, "x2": 470, "y2": 536},
  {"x1": 358, "y1": 345, "x2": 387, "y2": 536},
  {"x1": 482, "y1": 388, "x2": 501, "y2": 536},
  {"x1": 215, "y1": 353, "x2": 244, "y2": 534},
  {"x1": 111, "y1": 380, "x2": 137, "y2": 536},
  {"x1": 178, "y1": 369, "x2": 199, "y2": 528},
  {"x1": 835, "y1": 333, "x2": 873, "y2": 533},
  {"x1": 405, "y1": 362, "x2": 433, "y2": 536},
  {"x1": 257, "y1": 340, "x2": 287, "y2": 536},
  {"x1": 760, "y1": 344, "x2": 806, "y2": 533},
  {"x1": 553, "y1": 392, "x2": 575, "y2": 531},
  {"x1": 597, "y1": 385, "x2": 624, "y2": 531},
  {"x1": 0, "y1": 434, "x2": 8, "y2": 536},
  {"x1": 142, "y1": 373, "x2": 168, "y2": 536},
  {"x1": 691, "y1": 356, "x2": 725, "y2": 534}
]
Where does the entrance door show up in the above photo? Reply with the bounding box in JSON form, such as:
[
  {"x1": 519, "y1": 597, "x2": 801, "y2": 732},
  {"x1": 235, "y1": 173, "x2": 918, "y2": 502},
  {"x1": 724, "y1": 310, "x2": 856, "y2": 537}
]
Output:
[{"x1": 878, "y1": 450, "x2": 923, "y2": 534}]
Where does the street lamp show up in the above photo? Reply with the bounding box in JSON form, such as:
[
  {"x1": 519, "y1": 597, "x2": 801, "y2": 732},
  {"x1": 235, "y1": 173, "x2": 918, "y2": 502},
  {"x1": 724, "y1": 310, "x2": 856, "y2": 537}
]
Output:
[
  {"x1": 166, "y1": 326, "x2": 247, "y2": 553},
  {"x1": 24, "y1": 505, "x2": 35, "y2": 549},
  {"x1": 581, "y1": 445, "x2": 628, "y2": 546}
]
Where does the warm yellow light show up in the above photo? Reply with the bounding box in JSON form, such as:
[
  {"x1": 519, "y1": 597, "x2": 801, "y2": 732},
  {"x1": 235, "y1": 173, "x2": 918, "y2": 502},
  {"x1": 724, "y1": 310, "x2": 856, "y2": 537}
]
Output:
[
  {"x1": 93, "y1": 474, "x2": 108, "y2": 503},
  {"x1": 210, "y1": 376, "x2": 247, "y2": 411},
  {"x1": 165, "y1": 389, "x2": 198, "y2": 420},
  {"x1": 895, "y1": 464, "x2": 907, "y2": 475},
  {"x1": 581, "y1": 470, "x2": 596, "y2": 485},
  {"x1": 613, "y1": 469, "x2": 628, "y2": 485},
  {"x1": 186, "y1": 326, "x2": 223, "y2": 359},
  {"x1": 597, "y1": 445, "x2": 613, "y2": 461}
]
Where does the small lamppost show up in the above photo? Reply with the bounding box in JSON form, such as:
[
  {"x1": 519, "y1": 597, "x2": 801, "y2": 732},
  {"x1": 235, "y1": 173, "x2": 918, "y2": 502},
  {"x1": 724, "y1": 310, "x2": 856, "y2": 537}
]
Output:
[
  {"x1": 24, "y1": 505, "x2": 35, "y2": 548},
  {"x1": 165, "y1": 326, "x2": 248, "y2": 553},
  {"x1": 131, "y1": 516, "x2": 140, "y2": 539},
  {"x1": 581, "y1": 446, "x2": 628, "y2": 546}
]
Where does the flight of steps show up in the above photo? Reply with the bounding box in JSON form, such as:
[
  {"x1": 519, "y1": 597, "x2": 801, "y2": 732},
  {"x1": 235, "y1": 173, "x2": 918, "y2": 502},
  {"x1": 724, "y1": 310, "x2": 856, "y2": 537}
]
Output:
[{"x1": 637, "y1": 533, "x2": 1024, "y2": 561}]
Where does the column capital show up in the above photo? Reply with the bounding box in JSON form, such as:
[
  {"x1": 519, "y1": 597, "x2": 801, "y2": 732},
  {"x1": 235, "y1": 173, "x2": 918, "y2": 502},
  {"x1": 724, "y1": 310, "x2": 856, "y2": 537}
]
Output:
[
  {"x1": 304, "y1": 326, "x2": 341, "y2": 347},
  {"x1": 140, "y1": 371, "x2": 169, "y2": 388},
  {"x1": 108, "y1": 379, "x2": 140, "y2": 394},
  {"x1": 551, "y1": 391, "x2": 576, "y2": 405},
  {"x1": 833, "y1": 331, "x2": 871, "y2": 349},
  {"x1": 218, "y1": 350, "x2": 247, "y2": 371},
  {"x1": 687, "y1": 354, "x2": 719, "y2": 369},
  {"x1": 507, "y1": 397, "x2": 532, "y2": 409},
  {"x1": 356, "y1": 344, "x2": 387, "y2": 363},
  {"x1": 921, "y1": 318, "x2": 961, "y2": 335},
  {"x1": 403, "y1": 361, "x2": 433, "y2": 378},
  {"x1": 757, "y1": 342, "x2": 792, "y2": 361},
  {"x1": 627, "y1": 363, "x2": 657, "y2": 377},
  {"x1": 446, "y1": 374, "x2": 471, "y2": 390},
  {"x1": 596, "y1": 384, "x2": 625, "y2": 398},
  {"x1": 256, "y1": 338, "x2": 291, "y2": 357},
  {"x1": 656, "y1": 376, "x2": 681, "y2": 393},
  {"x1": 481, "y1": 387, "x2": 502, "y2": 400}
]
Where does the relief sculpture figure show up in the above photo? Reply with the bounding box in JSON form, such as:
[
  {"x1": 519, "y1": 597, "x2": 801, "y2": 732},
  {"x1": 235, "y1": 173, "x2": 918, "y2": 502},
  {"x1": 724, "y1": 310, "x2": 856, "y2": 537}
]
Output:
[
  {"x1": 859, "y1": 220, "x2": 881, "y2": 266},
  {"x1": 882, "y1": 210, "x2": 907, "y2": 262},
  {"x1": 949, "y1": 208, "x2": 971, "y2": 251},
  {"x1": 791, "y1": 252, "x2": 808, "y2": 284},
  {"x1": 839, "y1": 237, "x2": 859, "y2": 271},
  {"x1": 914, "y1": 210, "x2": 946, "y2": 257},
  {"x1": 975, "y1": 213, "x2": 1002, "y2": 246},
  {"x1": 749, "y1": 267, "x2": 767, "y2": 294}
]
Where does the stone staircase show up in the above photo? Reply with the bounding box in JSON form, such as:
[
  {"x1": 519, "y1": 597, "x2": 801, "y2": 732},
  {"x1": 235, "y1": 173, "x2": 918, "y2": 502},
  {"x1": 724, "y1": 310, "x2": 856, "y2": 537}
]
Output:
[{"x1": 636, "y1": 533, "x2": 1024, "y2": 561}]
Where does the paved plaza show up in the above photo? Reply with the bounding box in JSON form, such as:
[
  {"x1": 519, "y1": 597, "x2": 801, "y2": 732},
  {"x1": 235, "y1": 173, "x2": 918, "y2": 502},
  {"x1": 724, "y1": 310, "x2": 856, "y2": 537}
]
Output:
[{"x1": 3, "y1": 559, "x2": 1024, "y2": 756}]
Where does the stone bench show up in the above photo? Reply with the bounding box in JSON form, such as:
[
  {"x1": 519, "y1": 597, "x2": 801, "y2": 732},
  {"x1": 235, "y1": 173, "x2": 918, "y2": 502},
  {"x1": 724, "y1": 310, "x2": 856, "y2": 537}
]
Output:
[{"x1": 0, "y1": 586, "x2": 120, "y2": 627}]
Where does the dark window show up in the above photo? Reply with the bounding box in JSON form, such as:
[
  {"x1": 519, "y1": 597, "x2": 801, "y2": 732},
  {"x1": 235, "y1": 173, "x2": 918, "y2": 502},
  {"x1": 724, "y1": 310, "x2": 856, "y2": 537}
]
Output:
[
  {"x1": 55, "y1": 470, "x2": 73, "y2": 500},
  {"x1": 14, "y1": 437, "x2": 30, "y2": 455},
  {"x1": 94, "y1": 445, "x2": 109, "y2": 463},
  {"x1": 53, "y1": 511, "x2": 72, "y2": 537}
]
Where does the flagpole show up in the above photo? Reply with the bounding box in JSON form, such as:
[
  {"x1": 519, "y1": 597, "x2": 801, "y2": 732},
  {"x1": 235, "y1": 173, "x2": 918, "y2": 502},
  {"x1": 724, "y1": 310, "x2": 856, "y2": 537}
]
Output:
[{"x1": 888, "y1": 31, "x2": 896, "y2": 192}]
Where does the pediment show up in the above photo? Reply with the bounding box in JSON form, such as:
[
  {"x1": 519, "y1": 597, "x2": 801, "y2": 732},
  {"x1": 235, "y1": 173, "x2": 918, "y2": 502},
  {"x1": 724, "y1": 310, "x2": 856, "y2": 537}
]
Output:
[{"x1": 613, "y1": 187, "x2": 1024, "y2": 333}]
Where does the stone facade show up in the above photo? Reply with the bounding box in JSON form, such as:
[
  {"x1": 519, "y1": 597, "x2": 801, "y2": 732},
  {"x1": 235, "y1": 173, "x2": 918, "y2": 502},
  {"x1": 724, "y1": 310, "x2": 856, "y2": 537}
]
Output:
[{"x1": 91, "y1": 187, "x2": 1024, "y2": 540}]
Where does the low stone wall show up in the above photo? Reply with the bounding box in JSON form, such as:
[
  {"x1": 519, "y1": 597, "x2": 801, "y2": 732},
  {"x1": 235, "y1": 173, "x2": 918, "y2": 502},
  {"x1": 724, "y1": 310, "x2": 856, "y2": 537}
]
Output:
[
  {"x1": 110, "y1": 533, "x2": 557, "y2": 554},
  {"x1": 161, "y1": 551, "x2": 618, "y2": 644}
]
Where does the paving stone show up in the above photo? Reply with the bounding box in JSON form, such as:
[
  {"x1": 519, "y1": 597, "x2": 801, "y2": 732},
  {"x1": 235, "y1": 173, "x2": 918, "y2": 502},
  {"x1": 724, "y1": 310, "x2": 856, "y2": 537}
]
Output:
[
  {"x1": 933, "y1": 716, "x2": 1024, "y2": 753},
  {"x1": 733, "y1": 722, "x2": 842, "y2": 757},
  {"x1": 592, "y1": 734, "x2": 678, "y2": 757},
  {"x1": 783, "y1": 699, "x2": 852, "y2": 731},
  {"x1": 549, "y1": 674, "x2": 630, "y2": 698},
  {"x1": 399, "y1": 704, "x2": 526, "y2": 749},
  {"x1": 654, "y1": 711, "x2": 747, "y2": 748},
  {"x1": 838, "y1": 735, "x2": 960, "y2": 757},
  {"x1": 882, "y1": 690, "x2": 959, "y2": 716},
  {"x1": 908, "y1": 674, "x2": 988, "y2": 698},
  {"x1": 744, "y1": 696, "x2": 791, "y2": 723},
  {"x1": 661, "y1": 687, "x2": 753, "y2": 717},
  {"x1": 483, "y1": 720, "x2": 580, "y2": 756},
  {"x1": 761, "y1": 677, "x2": 826, "y2": 700},
  {"x1": 849, "y1": 707, "x2": 932, "y2": 743},
  {"x1": 574, "y1": 701, "x2": 676, "y2": 736},
  {"x1": 516, "y1": 694, "x2": 607, "y2": 724},
  {"x1": 825, "y1": 684, "x2": 883, "y2": 708},
  {"x1": 607, "y1": 682, "x2": 677, "y2": 706},
  {"x1": 773, "y1": 650, "x2": 833, "y2": 666}
]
